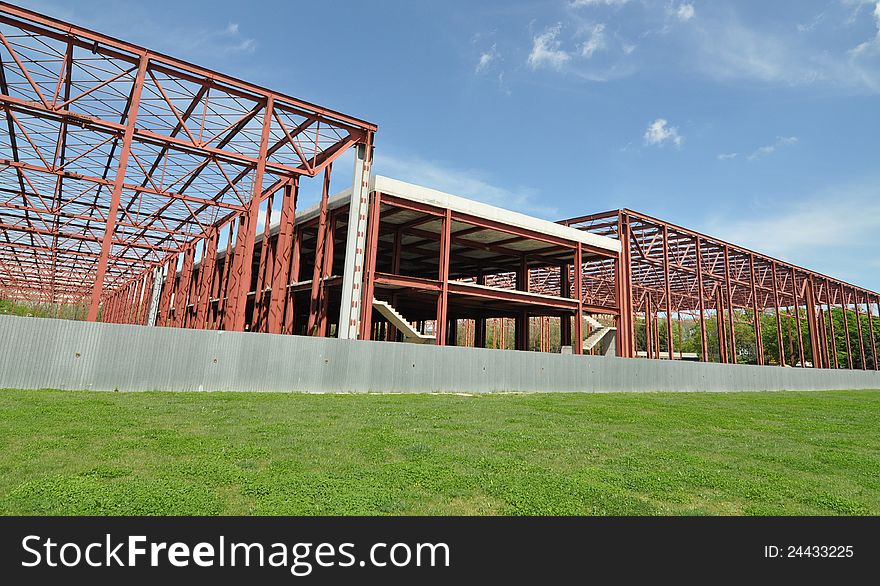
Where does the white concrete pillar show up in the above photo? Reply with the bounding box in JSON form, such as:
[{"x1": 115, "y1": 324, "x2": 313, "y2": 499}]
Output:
[{"x1": 337, "y1": 143, "x2": 372, "y2": 339}]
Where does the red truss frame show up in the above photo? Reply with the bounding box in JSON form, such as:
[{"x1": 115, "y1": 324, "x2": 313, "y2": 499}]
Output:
[
  {"x1": 553, "y1": 209, "x2": 880, "y2": 371},
  {"x1": 0, "y1": 2, "x2": 375, "y2": 321}
]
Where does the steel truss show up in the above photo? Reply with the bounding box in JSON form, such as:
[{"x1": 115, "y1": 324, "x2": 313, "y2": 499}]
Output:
[
  {"x1": 0, "y1": 2, "x2": 375, "y2": 323},
  {"x1": 2, "y1": 5, "x2": 876, "y2": 373},
  {"x1": 554, "y1": 209, "x2": 880, "y2": 370}
]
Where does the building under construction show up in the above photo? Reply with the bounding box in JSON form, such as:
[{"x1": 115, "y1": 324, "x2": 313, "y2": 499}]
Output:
[{"x1": 1, "y1": 3, "x2": 878, "y2": 374}]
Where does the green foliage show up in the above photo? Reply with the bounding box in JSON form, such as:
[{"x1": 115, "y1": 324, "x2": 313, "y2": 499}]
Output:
[
  {"x1": 0, "y1": 298, "x2": 86, "y2": 321},
  {"x1": 1, "y1": 389, "x2": 878, "y2": 515},
  {"x1": 635, "y1": 308, "x2": 879, "y2": 368}
]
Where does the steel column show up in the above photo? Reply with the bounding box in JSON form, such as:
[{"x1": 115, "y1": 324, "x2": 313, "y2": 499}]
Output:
[
  {"x1": 87, "y1": 54, "x2": 148, "y2": 321},
  {"x1": 267, "y1": 179, "x2": 298, "y2": 334},
  {"x1": 337, "y1": 140, "x2": 374, "y2": 339},
  {"x1": 791, "y1": 269, "x2": 805, "y2": 367},
  {"x1": 771, "y1": 262, "x2": 785, "y2": 367},
  {"x1": 869, "y1": 296, "x2": 879, "y2": 370},
  {"x1": 749, "y1": 255, "x2": 764, "y2": 365},
  {"x1": 227, "y1": 96, "x2": 274, "y2": 332},
  {"x1": 573, "y1": 243, "x2": 583, "y2": 355},
  {"x1": 252, "y1": 192, "x2": 274, "y2": 333},
  {"x1": 435, "y1": 208, "x2": 451, "y2": 345},
  {"x1": 854, "y1": 290, "x2": 866, "y2": 370},
  {"x1": 308, "y1": 165, "x2": 332, "y2": 335},
  {"x1": 359, "y1": 191, "x2": 382, "y2": 340},
  {"x1": 840, "y1": 285, "x2": 853, "y2": 369},
  {"x1": 172, "y1": 244, "x2": 195, "y2": 328}
]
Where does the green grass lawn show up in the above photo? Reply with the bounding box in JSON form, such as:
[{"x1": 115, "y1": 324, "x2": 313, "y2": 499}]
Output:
[{"x1": 0, "y1": 389, "x2": 878, "y2": 515}]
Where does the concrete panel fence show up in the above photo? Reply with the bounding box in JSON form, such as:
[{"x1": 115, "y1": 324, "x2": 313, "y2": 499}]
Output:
[{"x1": 1, "y1": 315, "x2": 879, "y2": 393}]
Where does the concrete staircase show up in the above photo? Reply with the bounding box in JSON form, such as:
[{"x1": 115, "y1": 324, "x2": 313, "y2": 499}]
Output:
[
  {"x1": 372, "y1": 299, "x2": 435, "y2": 344},
  {"x1": 583, "y1": 315, "x2": 615, "y2": 352}
]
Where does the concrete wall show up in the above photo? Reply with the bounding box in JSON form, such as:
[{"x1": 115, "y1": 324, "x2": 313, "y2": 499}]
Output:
[{"x1": 1, "y1": 315, "x2": 879, "y2": 394}]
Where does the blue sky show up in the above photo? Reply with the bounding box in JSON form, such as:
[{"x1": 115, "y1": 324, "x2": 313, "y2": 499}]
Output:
[{"x1": 19, "y1": 0, "x2": 880, "y2": 290}]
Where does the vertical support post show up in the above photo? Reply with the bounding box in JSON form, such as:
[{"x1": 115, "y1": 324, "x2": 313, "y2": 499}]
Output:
[
  {"x1": 771, "y1": 262, "x2": 785, "y2": 366},
  {"x1": 227, "y1": 96, "x2": 274, "y2": 332},
  {"x1": 695, "y1": 236, "x2": 708, "y2": 362},
  {"x1": 723, "y1": 245, "x2": 737, "y2": 364},
  {"x1": 614, "y1": 213, "x2": 634, "y2": 357},
  {"x1": 560, "y1": 262, "x2": 571, "y2": 347},
  {"x1": 267, "y1": 178, "x2": 298, "y2": 334},
  {"x1": 308, "y1": 165, "x2": 332, "y2": 335},
  {"x1": 716, "y1": 285, "x2": 728, "y2": 363},
  {"x1": 869, "y1": 295, "x2": 879, "y2": 370},
  {"x1": 386, "y1": 229, "x2": 402, "y2": 341},
  {"x1": 284, "y1": 230, "x2": 302, "y2": 335},
  {"x1": 870, "y1": 295, "x2": 879, "y2": 370},
  {"x1": 804, "y1": 278, "x2": 822, "y2": 368},
  {"x1": 252, "y1": 192, "x2": 274, "y2": 333},
  {"x1": 172, "y1": 245, "x2": 195, "y2": 328},
  {"x1": 662, "y1": 225, "x2": 674, "y2": 360},
  {"x1": 138, "y1": 270, "x2": 152, "y2": 325},
  {"x1": 573, "y1": 243, "x2": 583, "y2": 355},
  {"x1": 337, "y1": 138, "x2": 374, "y2": 339},
  {"x1": 194, "y1": 229, "x2": 218, "y2": 329},
  {"x1": 447, "y1": 319, "x2": 458, "y2": 346},
  {"x1": 816, "y1": 298, "x2": 831, "y2": 368},
  {"x1": 214, "y1": 222, "x2": 235, "y2": 329},
  {"x1": 792, "y1": 269, "x2": 805, "y2": 367},
  {"x1": 840, "y1": 285, "x2": 853, "y2": 369},
  {"x1": 155, "y1": 255, "x2": 177, "y2": 327},
  {"x1": 817, "y1": 284, "x2": 831, "y2": 369},
  {"x1": 749, "y1": 255, "x2": 764, "y2": 365},
  {"x1": 474, "y1": 271, "x2": 486, "y2": 348},
  {"x1": 825, "y1": 279, "x2": 838, "y2": 369},
  {"x1": 515, "y1": 255, "x2": 528, "y2": 351},
  {"x1": 626, "y1": 217, "x2": 637, "y2": 357},
  {"x1": 88, "y1": 54, "x2": 149, "y2": 321},
  {"x1": 358, "y1": 190, "x2": 382, "y2": 340},
  {"x1": 435, "y1": 208, "x2": 451, "y2": 345},
  {"x1": 146, "y1": 266, "x2": 162, "y2": 326},
  {"x1": 854, "y1": 290, "x2": 866, "y2": 370},
  {"x1": 318, "y1": 212, "x2": 337, "y2": 337}
]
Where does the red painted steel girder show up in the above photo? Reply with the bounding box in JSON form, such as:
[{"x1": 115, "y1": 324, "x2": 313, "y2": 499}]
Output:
[{"x1": 0, "y1": 2, "x2": 375, "y2": 309}]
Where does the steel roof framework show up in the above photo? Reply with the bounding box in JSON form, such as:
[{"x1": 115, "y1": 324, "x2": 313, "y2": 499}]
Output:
[
  {"x1": 1, "y1": 4, "x2": 876, "y2": 373},
  {"x1": 558, "y1": 209, "x2": 880, "y2": 370},
  {"x1": 0, "y1": 2, "x2": 376, "y2": 322}
]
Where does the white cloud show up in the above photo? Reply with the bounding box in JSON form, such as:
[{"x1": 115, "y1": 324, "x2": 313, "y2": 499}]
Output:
[
  {"x1": 689, "y1": 12, "x2": 880, "y2": 93},
  {"x1": 497, "y1": 72, "x2": 512, "y2": 96},
  {"x1": 796, "y1": 12, "x2": 825, "y2": 33},
  {"x1": 747, "y1": 136, "x2": 798, "y2": 160},
  {"x1": 527, "y1": 24, "x2": 572, "y2": 70},
  {"x1": 693, "y1": 20, "x2": 821, "y2": 85},
  {"x1": 476, "y1": 43, "x2": 499, "y2": 73},
  {"x1": 702, "y1": 181, "x2": 880, "y2": 289},
  {"x1": 32, "y1": 2, "x2": 259, "y2": 59},
  {"x1": 580, "y1": 24, "x2": 607, "y2": 57},
  {"x1": 643, "y1": 118, "x2": 683, "y2": 149},
  {"x1": 851, "y1": 1, "x2": 880, "y2": 55},
  {"x1": 570, "y1": 0, "x2": 631, "y2": 7},
  {"x1": 374, "y1": 152, "x2": 556, "y2": 217},
  {"x1": 717, "y1": 153, "x2": 738, "y2": 160},
  {"x1": 675, "y1": 3, "x2": 696, "y2": 22}
]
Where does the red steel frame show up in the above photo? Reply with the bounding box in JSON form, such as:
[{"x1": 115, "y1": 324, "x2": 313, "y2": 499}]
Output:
[
  {"x1": 557, "y1": 209, "x2": 879, "y2": 371},
  {"x1": 355, "y1": 189, "x2": 619, "y2": 354},
  {"x1": 0, "y1": 3, "x2": 375, "y2": 324},
  {"x1": 2, "y1": 5, "x2": 876, "y2": 373}
]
